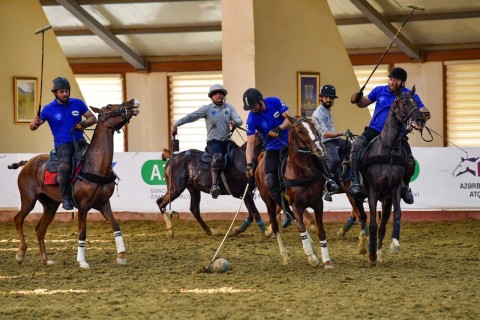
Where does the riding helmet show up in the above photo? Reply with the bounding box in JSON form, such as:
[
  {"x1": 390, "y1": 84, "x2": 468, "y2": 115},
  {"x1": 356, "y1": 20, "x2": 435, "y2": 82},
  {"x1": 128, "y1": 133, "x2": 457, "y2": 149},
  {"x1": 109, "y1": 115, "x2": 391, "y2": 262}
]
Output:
[
  {"x1": 243, "y1": 88, "x2": 263, "y2": 111},
  {"x1": 51, "y1": 77, "x2": 70, "y2": 92},
  {"x1": 388, "y1": 67, "x2": 407, "y2": 82},
  {"x1": 320, "y1": 85, "x2": 338, "y2": 98},
  {"x1": 208, "y1": 84, "x2": 228, "y2": 98}
]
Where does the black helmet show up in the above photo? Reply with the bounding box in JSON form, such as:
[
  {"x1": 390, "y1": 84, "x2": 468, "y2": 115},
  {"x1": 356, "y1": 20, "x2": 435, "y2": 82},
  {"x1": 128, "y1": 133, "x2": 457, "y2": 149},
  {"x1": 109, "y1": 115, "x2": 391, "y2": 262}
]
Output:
[
  {"x1": 51, "y1": 77, "x2": 70, "y2": 92},
  {"x1": 243, "y1": 88, "x2": 263, "y2": 111},
  {"x1": 320, "y1": 84, "x2": 338, "y2": 98},
  {"x1": 388, "y1": 67, "x2": 407, "y2": 82},
  {"x1": 208, "y1": 84, "x2": 227, "y2": 98}
]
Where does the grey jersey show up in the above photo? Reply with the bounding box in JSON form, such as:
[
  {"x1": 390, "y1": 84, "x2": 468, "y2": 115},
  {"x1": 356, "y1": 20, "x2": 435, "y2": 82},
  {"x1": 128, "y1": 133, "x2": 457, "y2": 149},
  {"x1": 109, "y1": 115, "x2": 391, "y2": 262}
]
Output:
[
  {"x1": 175, "y1": 102, "x2": 243, "y2": 142},
  {"x1": 311, "y1": 104, "x2": 336, "y2": 143}
]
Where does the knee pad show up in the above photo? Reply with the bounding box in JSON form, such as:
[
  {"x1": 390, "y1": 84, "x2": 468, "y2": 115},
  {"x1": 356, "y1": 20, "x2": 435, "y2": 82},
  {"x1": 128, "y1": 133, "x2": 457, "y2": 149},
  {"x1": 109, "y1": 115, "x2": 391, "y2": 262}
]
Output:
[
  {"x1": 353, "y1": 135, "x2": 368, "y2": 149},
  {"x1": 264, "y1": 173, "x2": 279, "y2": 194},
  {"x1": 210, "y1": 153, "x2": 224, "y2": 170},
  {"x1": 406, "y1": 155, "x2": 416, "y2": 170}
]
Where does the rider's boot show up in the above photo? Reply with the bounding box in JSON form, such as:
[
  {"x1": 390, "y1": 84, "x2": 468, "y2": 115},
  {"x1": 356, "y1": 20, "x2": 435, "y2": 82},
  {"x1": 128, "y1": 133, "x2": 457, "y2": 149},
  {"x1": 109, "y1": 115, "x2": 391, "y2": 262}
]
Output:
[
  {"x1": 401, "y1": 155, "x2": 416, "y2": 204},
  {"x1": 348, "y1": 135, "x2": 367, "y2": 197},
  {"x1": 318, "y1": 156, "x2": 342, "y2": 194},
  {"x1": 57, "y1": 165, "x2": 73, "y2": 210},
  {"x1": 210, "y1": 153, "x2": 223, "y2": 199}
]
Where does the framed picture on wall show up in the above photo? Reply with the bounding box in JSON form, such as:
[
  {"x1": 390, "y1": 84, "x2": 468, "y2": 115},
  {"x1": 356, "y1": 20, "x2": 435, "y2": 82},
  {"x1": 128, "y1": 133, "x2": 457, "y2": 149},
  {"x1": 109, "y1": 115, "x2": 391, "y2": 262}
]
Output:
[
  {"x1": 297, "y1": 72, "x2": 320, "y2": 117},
  {"x1": 14, "y1": 77, "x2": 38, "y2": 123}
]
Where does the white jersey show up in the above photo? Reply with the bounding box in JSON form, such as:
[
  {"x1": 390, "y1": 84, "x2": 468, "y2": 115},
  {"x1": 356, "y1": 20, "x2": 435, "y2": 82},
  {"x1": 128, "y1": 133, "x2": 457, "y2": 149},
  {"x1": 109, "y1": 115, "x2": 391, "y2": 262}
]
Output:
[{"x1": 311, "y1": 104, "x2": 336, "y2": 143}]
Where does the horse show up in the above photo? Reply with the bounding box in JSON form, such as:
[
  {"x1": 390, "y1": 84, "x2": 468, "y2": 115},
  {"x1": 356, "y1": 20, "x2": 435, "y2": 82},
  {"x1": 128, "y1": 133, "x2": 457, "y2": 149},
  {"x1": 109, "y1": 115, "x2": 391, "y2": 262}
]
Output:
[
  {"x1": 353, "y1": 87, "x2": 426, "y2": 265},
  {"x1": 9, "y1": 98, "x2": 140, "y2": 268},
  {"x1": 156, "y1": 132, "x2": 265, "y2": 238},
  {"x1": 256, "y1": 114, "x2": 333, "y2": 268}
]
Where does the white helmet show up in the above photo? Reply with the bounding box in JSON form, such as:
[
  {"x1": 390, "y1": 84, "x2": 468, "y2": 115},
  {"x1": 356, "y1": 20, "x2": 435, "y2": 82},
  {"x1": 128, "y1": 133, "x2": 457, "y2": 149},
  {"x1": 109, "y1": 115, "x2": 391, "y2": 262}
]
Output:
[{"x1": 208, "y1": 84, "x2": 227, "y2": 98}]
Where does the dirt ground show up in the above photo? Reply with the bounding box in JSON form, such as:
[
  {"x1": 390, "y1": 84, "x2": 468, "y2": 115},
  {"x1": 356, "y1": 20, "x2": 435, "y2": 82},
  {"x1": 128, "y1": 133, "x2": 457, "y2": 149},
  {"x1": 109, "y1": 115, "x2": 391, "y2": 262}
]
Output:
[{"x1": 0, "y1": 217, "x2": 478, "y2": 320}]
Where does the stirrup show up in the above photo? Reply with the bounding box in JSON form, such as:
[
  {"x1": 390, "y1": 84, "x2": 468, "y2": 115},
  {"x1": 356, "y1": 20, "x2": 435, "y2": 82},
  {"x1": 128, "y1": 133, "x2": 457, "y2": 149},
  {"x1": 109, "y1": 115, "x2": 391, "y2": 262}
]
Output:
[
  {"x1": 210, "y1": 185, "x2": 220, "y2": 199},
  {"x1": 281, "y1": 211, "x2": 294, "y2": 229},
  {"x1": 323, "y1": 192, "x2": 332, "y2": 202},
  {"x1": 62, "y1": 197, "x2": 74, "y2": 210},
  {"x1": 348, "y1": 184, "x2": 364, "y2": 197},
  {"x1": 326, "y1": 180, "x2": 341, "y2": 193}
]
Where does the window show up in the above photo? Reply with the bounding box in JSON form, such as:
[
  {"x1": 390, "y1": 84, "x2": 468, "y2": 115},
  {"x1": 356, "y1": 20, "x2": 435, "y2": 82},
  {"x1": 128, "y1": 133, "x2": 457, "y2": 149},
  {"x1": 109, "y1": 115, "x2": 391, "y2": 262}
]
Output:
[
  {"x1": 446, "y1": 61, "x2": 480, "y2": 147},
  {"x1": 75, "y1": 75, "x2": 125, "y2": 152},
  {"x1": 353, "y1": 65, "x2": 389, "y2": 117},
  {"x1": 168, "y1": 72, "x2": 223, "y2": 151}
]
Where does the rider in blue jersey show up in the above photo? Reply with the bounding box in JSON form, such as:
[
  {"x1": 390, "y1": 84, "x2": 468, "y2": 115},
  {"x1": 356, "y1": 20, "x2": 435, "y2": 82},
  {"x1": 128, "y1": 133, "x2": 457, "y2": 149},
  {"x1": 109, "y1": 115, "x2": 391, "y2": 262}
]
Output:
[
  {"x1": 349, "y1": 67, "x2": 431, "y2": 203},
  {"x1": 30, "y1": 77, "x2": 97, "y2": 210},
  {"x1": 244, "y1": 88, "x2": 338, "y2": 226}
]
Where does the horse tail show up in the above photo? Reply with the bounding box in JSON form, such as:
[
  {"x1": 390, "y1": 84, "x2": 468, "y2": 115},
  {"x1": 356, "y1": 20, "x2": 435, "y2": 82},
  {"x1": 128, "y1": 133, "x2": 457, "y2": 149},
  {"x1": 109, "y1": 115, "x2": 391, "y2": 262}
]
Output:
[{"x1": 8, "y1": 160, "x2": 28, "y2": 170}]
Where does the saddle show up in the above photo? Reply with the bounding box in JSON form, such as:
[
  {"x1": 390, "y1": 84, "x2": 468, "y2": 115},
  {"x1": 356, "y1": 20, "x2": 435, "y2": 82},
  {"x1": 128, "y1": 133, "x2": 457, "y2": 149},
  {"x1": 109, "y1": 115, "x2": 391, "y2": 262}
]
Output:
[
  {"x1": 357, "y1": 136, "x2": 408, "y2": 173},
  {"x1": 198, "y1": 140, "x2": 237, "y2": 170},
  {"x1": 44, "y1": 144, "x2": 88, "y2": 186}
]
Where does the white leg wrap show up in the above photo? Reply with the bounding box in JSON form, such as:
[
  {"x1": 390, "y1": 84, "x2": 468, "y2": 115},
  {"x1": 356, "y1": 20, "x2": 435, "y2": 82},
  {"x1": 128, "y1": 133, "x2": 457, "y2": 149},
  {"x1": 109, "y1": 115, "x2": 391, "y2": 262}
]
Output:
[
  {"x1": 320, "y1": 240, "x2": 330, "y2": 263},
  {"x1": 114, "y1": 231, "x2": 126, "y2": 253},
  {"x1": 77, "y1": 240, "x2": 86, "y2": 262},
  {"x1": 301, "y1": 232, "x2": 314, "y2": 256}
]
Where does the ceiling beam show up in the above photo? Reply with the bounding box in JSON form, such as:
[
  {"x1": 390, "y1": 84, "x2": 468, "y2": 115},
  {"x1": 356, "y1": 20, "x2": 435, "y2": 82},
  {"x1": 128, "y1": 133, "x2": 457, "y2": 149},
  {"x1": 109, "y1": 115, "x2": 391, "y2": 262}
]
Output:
[
  {"x1": 349, "y1": 0, "x2": 420, "y2": 59},
  {"x1": 54, "y1": 23, "x2": 222, "y2": 36},
  {"x1": 42, "y1": 0, "x2": 210, "y2": 5},
  {"x1": 55, "y1": 0, "x2": 146, "y2": 70},
  {"x1": 336, "y1": 10, "x2": 480, "y2": 25}
]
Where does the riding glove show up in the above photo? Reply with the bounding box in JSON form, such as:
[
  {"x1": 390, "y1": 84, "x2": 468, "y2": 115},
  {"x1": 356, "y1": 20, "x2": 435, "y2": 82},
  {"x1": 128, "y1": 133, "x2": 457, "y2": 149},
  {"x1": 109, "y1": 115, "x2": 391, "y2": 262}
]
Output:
[
  {"x1": 268, "y1": 126, "x2": 282, "y2": 138},
  {"x1": 246, "y1": 163, "x2": 255, "y2": 178},
  {"x1": 351, "y1": 91, "x2": 363, "y2": 104}
]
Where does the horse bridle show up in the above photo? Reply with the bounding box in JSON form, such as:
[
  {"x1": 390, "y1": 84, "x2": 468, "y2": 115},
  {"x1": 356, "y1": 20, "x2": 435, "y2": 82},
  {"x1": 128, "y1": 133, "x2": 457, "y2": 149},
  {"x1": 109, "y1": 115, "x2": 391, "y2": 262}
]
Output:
[
  {"x1": 291, "y1": 117, "x2": 322, "y2": 153},
  {"x1": 97, "y1": 101, "x2": 135, "y2": 131},
  {"x1": 391, "y1": 95, "x2": 422, "y2": 133}
]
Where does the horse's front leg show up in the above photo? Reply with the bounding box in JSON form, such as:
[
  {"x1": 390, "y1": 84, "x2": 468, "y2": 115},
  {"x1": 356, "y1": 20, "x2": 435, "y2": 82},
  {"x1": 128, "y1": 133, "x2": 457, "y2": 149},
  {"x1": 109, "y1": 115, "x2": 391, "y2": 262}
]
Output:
[
  {"x1": 312, "y1": 201, "x2": 333, "y2": 269},
  {"x1": 14, "y1": 196, "x2": 38, "y2": 264},
  {"x1": 390, "y1": 191, "x2": 402, "y2": 254},
  {"x1": 76, "y1": 208, "x2": 90, "y2": 269},
  {"x1": 377, "y1": 198, "x2": 392, "y2": 263},
  {"x1": 99, "y1": 201, "x2": 127, "y2": 266},
  {"x1": 34, "y1": 200, "x2": 58, "y2": 265},
  {"x1": 294, "y1": 203, "x2": 319, "y2": 267},
  {"x1": 266, "y1": 197, "x2": 289, "y2": 265},
  {"x1": 367, "y1": 193, "x2": 379, "y2": 265}
]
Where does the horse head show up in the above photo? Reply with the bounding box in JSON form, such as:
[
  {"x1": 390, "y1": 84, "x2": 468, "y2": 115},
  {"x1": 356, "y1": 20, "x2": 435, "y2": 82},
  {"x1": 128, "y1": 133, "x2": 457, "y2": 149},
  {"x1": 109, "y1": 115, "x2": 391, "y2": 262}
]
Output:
[
  {"x1": 285, "y1": 114, "x2": 325, "y2": 158},
  {"x1": 392, "y1": 86, "x2": 426, "y2": 132},
  {"x1": 91, "y1": 98, "x2": 140, "y2": 131}
]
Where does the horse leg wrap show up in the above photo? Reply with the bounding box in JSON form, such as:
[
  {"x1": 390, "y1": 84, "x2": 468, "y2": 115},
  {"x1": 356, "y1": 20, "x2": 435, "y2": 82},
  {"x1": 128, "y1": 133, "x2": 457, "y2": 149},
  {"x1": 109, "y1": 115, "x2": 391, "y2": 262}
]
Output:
[
  {"x1": 343, "y1": 216, "x2": 357, "y2": 232},
  {"x1": 114, "y1": 231, "x2": 126, "y2": 253},
  {"x1": 320, "y1": 240, "x2": 330, "y2": 263},
  {"x1": 301, "y1": 232, "x2": 314, "y2": 256},
  {"x1": 77, "y1": 240, "x2": 86, "y2": 262},
  {"x1": 238, "y1": 219, "x2": 252, "y2": 232},
  {"x1": 256, "y1": 220, "x2": 266, "y2": 234}
]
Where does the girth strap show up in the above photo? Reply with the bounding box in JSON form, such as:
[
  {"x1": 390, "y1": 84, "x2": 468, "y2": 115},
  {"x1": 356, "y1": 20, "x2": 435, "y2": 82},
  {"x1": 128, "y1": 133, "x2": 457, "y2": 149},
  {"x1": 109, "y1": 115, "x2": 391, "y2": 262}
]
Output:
[
  {"x1": 77, "y1": 170, "x2": 117, "y2": 185},
  {"x1": 282, "y1": 174, "x2": 323, "y2": 188}
]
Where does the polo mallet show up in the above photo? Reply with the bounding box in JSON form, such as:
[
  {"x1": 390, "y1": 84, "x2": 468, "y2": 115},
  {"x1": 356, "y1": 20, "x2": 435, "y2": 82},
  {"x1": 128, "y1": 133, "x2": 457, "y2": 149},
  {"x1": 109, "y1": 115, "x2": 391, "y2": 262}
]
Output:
[
  {"x1": 34, "y1": 24, "x2": 52, "y2": 117},
  {"x1": 200, "y1": 183, "x2": 250, "y2": 273},
  {"x1": 358, "y1": 4, "x2": 425, "y2": 94}
]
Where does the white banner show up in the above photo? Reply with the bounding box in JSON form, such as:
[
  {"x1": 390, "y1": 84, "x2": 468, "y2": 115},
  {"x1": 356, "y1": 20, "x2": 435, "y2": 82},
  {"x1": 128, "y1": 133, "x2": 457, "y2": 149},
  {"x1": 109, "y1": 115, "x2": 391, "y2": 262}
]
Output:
[{"x1": 1, "y1": 147, "x2": 479, "y2": 213}]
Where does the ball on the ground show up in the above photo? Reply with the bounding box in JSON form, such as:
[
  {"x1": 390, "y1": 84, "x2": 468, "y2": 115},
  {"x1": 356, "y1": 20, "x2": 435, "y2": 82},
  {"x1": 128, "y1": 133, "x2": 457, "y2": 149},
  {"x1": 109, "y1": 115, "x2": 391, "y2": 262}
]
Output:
[{"x1": 211, "y1": 258, "x2": 230, "y2": 273}]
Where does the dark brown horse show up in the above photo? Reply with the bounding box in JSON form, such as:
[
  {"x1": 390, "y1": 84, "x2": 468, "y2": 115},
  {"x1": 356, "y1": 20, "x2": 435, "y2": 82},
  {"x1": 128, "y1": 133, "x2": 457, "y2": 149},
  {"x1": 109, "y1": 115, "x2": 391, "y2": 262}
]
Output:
[
  {"x1": 156, "y1": 133, "x2": 265, "y2": 238},
  {"x1": 256, "y1": 114, "x2": 333, "y2": 268},
  {"x1": 354, "y1": 87, "x2": 426, "y2": 265},
  {"x1": 10, "y1": 98, "x2": 140, "y2": 268}
]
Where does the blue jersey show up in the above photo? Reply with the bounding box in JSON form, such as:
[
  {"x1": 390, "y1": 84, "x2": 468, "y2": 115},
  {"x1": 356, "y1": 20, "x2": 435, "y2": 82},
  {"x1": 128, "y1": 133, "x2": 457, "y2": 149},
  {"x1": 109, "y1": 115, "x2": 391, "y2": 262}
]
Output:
[
  {"x1": 40, "y1": 98, "x2": 89, "y2": 148},
  {"x1": 246, "y1": 97, "x2": 289, "y2": 151},
  {"x1": 367, "y1": 85, "x2": 424, "y2": 132}
]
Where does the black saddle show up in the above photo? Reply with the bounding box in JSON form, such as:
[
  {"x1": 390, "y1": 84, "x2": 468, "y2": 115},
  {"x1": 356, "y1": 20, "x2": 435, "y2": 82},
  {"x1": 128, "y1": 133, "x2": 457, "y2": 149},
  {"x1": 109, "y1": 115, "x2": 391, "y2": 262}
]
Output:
[
  {"x1": 199, "y1": 140, "x2": 238, "y2": 170},
  {"x1": 358, "y1": 136, "x2": 408, "y2": 172},
  {"x1": 45, "y1": 141, "x2": 89, "y2": 174}
]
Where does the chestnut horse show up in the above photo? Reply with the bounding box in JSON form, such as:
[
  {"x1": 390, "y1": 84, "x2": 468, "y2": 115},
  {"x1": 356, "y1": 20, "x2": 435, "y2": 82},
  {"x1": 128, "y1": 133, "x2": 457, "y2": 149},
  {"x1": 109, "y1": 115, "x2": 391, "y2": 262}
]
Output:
[
  {"x1": 156, "y1": 133, "x2": 265, "y2": 238},
  {"x1": 10, "y1": 98, "x2": 140, "y2": 268},
  {"x1": 353, "y1": 87, "x2": 426, "y2": 265},
  {"x1": 256, "y1": 114, "x2": 333, "y2": 268}
]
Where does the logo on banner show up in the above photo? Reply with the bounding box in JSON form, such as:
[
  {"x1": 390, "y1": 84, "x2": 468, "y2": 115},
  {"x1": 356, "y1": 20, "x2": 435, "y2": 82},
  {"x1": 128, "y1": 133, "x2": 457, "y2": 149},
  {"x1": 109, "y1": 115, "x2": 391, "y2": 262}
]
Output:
[
  {"x1": 452, "y1": 156, "x2": 480, "y2": 177},
  {"x1": 141, "y1": 160, "x2": 167, "y2": 185}
]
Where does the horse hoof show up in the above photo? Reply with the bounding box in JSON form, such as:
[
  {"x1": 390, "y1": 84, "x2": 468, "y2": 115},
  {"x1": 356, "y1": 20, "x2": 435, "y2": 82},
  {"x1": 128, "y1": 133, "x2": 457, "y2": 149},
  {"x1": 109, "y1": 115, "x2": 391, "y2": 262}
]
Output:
[
  {"x1": 390, "y1": 239, "x2": 400, "y2": 254},
  {"x1": 323, "y1": 261, "x2": 334, "y2": 269},
  {"x1": 307, "y1": 254, "x2": 319, "y2": 267},
  {"x1": 45, "y1": 260, "x2": 55, "y2": 266},
  {"x1": 264, "y1": 226, "x2": 273, "y2": 238},
  {"x1": 377, "y1": 250, "x2": 383, "y2": 263},
  {"x1": 117, "y1": 258, "x2": 127, "y2": 265},
  {"x1": 336, "y1": 228, "x2": 346, "y2": 238},
  {"x1": 166, "y1": 230, "x2": 174, "y2": 239},
  {"x1": 230, "y1": 227, "x2": 242, "y2": 237},
  {"x1": 15, "y1": 253, "x2": 25, "y2": 264},
  {"x1": 78, "y1": 260, "x2": 90, "y2": 269}
]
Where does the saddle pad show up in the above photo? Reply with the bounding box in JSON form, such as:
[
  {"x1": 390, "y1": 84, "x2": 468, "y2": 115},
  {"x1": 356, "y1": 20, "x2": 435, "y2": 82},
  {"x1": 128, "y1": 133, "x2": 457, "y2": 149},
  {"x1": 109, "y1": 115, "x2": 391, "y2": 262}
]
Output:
[{"x1": 44, "y1": 170, "x2": 58, "y2": 185}]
